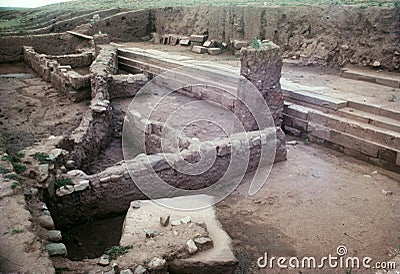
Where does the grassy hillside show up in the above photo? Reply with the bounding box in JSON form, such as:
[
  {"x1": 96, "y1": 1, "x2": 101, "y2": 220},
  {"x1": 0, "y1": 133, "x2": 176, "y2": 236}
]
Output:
[{"x1": 0, "y1": 0, "x2": 398, "y2": 32}]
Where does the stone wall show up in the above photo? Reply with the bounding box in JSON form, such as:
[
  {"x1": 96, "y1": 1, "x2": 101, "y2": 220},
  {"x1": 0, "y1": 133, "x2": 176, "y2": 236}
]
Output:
[
  {"x1": 239, "y1": 42, "x2": 284, "y2": 128},
  {"x1": 59, "y1": 45, "x2": 118, "y2": 170},
  {"x1": 0, "y1": 33, "x2": 91, "y2": 63},
  {"x1": 48, "y1": 127, "x2": 286, "y2": 227},
  {"x1": 108, "y1": 74, "x2": 148, "y2": 99},
  {"x1": 23, "y1": 46, "x2": 92, "y2": 102},
  {"x1": 153, "y1": 5, "x2": 400, "y2": 71},
  {"x1": 49, "y1": 52, "x2": 93, "y2": 68}
]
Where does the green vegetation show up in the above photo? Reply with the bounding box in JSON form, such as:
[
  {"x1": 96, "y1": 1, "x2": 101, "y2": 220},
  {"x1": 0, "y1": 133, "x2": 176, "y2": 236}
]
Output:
[
  {"x1": 0, "y1": 166, "x2": 11, "y2": 174},
  {"x1": 1, "y1": 151, "x2": 27, "y2": 174},
  {"x1": 55, "y1": 178, "x2": 74, "y2": 189},
  {"x1": 11, "y1": 181, "x2": 21, "y2": 189},
  {"x1": 31, "y1": 152, "x2": 49, "y2": 164},
  {"x1": 0, "y1": 0, "x2": 397, "y2": 32},
  {"x1": 11, "y1": 228, "x2": 24, "y2": 234},
  {"x1": 389, "y1": 94, "x2": 397, "y2": 102},
  {"x1": 105, "y1": 245, "x2": 133, "y2": 260},
  {"x1": 12, "y1": 163, "x2": 26, "y2": 174},
  {"x1": 5, "y1": 173, "x2": 21, "y2": 181}
]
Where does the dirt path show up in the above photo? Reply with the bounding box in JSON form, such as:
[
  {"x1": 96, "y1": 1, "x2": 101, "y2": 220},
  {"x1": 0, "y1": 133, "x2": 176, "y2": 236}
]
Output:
[{"x1": 217, "y1": 139, "x2": 400, "y2": 273}]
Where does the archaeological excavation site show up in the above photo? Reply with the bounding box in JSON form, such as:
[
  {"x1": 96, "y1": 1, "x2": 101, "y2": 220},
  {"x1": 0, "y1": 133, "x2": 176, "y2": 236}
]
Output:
[{"x1": 0, "y1": 0, "x2": 399, "y2": 273}]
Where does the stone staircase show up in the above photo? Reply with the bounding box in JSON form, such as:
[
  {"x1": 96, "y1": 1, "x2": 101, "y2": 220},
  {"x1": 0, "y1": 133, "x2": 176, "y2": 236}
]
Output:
[
  {"x1": 283, "y1": 90, "x2": 400, "y2": 173},
  {"x1": 115, "y1": 46, "x2": 400, "y2": 173}
]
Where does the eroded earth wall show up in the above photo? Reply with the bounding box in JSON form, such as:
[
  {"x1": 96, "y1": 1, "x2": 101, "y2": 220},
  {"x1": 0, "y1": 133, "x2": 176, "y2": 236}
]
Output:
[{"x1": 154, "y1": 5, "x2": 400, "y2": 70}]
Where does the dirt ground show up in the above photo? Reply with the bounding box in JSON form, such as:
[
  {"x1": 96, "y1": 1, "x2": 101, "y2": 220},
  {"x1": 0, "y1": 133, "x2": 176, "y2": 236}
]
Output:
[{"x1": 0, "y1": 56, "x2": 399, "y2": 273}]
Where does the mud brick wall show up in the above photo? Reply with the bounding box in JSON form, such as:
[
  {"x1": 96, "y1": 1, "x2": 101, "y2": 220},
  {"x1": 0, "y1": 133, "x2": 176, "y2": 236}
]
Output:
[
  {"x1": 23, "y1": 47, "x2": 91, "y2": 102},
  {"x1": 60, "y1": 45, "x2": 118, "y2": 170},
  {"x1": 0, "y1": 33, "x2": 91, "y2": 63},
  {"x1": 47, "y1": 127, "x2": 286, "y2": 227},
  {"x1": 49, "y1": 52, "x2": 93, "y2": 68},
  {"x1": 153, "y1": 5, "x2": 400, "y2": 71},
  {"x1": 239, "y1": 43, "x2": 284, "y2": 128}
]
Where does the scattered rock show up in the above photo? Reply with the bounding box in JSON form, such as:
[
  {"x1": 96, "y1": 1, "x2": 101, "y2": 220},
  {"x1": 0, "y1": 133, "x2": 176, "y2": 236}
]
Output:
[
  {"x1": 371, "y1": 170, "x2": 378, "y2": 175},
  {"x1": 73, "y1": 180, "x2": 90, "y2": 192},
  {"x1": 186, "y1": 239, "x2": 198, "y2": 254},
  {"x1": 99, "y1": 254, "x2": 110, "y2": 266},
  {"x1": 56, "y1": 185, "x2": 74, "y2": 196},
  {"x1": 382, "y1": 189, "x2": 393, "y2": 196},
  {"x1": 372, "y1": 61, "x2": 381, "y2": 67},
  {"x1": 38, "y1": 164, "x2": 49, "y2": 182},
  {"x1": 148, "y1": 257, "x2": 167, "y2": 270},
  {"x1": 48, "y1": 230, "x2": 62, "y2": 242},
  {"x1": 145, "y1": 230, "x2": 157, "y2": 238},
  {"x1": 194, "y1": 236, "x2": 213, "y2": 248},
  {"x1": 112, "y1": 263, "x2": 120, "y2": 273},
  {"x1": 133, "y1": 265, "x2": 147, "y2": 274},
  {"x1": 173, "y1": 230, "x2": 179, "y2": 236},
  {"x1": 121, "y1": 269, "x2": 134, "y2": 274},
  {"x1": 181, "y1": 216, "x2": 191, "y2": 224},
  {"x1": 160, "y1": 215, "x2": 170, "y2": 227},
  {"x1": 131, "y1": 201, "x2": 141, "y2": 209},
  {"x1": 65, "y1": 160, "x2": 75, "y2": 170},
  {"x1": 46, "y1": 243, "x2": 67, "y2": 256},
  {"x1": 171, "y1": 220, "x2": 181, "y2": 226},
  {"x1": 38, "y1": 215, "x2": 55, "y2": 230},
  {"x1": 287, "y1": 140, "x2": 297, "y2": 146},
  {"x1": 363, "y1": 174, "x2": 372, "y2": 178}
]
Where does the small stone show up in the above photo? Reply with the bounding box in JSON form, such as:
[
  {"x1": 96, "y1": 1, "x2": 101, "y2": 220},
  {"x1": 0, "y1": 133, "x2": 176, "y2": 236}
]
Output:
[
  {"x1": 99, "y1": 254, "x2": 110, "y2": 266},
  {"x1": 38, "y1": 164, "x2": 49, "y2": 182},
  {"x1": 145, "y1": 230, "x2": 157, "y2": 238},
  {"x1": 382, "y1": 189, "x2": 393, "y2": 196},
  {"x1": 66, "y1": 169, "x2": 86, "y2": 177},
  {"x1": 43, "y1": 210, "x2": 51, "y2": 216},
  {"x1": 46, "y1": 243, "x2": 67, "y2": 256},
  {"x1": 48, "y1": 230, "x2": 62, "y2": 242},
  {"x1": 121, "y1": 269, "x2": 134, "y2": 274},
  {"x1": 133, "y1": 265, "x2": 146, "y2": 274},
  {"x1": 56, "y1": 185, "x2": 74, "y2": 196},
  {"x1": 74, "y1": 180, "x2": 90, "y2": 192},
  {"x1": 65, "y1": 160, "x2": 75, "y2": 169},
  {"x1": 372, "y1": 61, "x2": 381, "y2": 67},
  {"x1": 181, "y1": 216, "x2": 191, "y2": 224},
  {"x1": 371, "y1": 171, "x2": 378, "y2": 175},
  {"x1": 160, "y1": 215, "x2": 170, "y2": 227},
  {"x1": 100, "y1": 177, "x2": 111, "y2": 183},
  {"x1": 112, "y1": 263, "x2": 120, "y2": 273},
  {"x1": 111, "y1": 174, "x2": 123, "y2": 182},
  {"x1": 173, "y1": 230, "x2": 179, "y2": 236},
  {"x1": 148, "y1": 257, "x2": 166, "y2": 270},
  {"x1": 170, "y1": 220, "x2": 181, "y2": 226},
  {"x1": 194, "y1": 236, "x2": 213, "y2": 248},
  {"x1": 38, "y1": 215, "x2": 55, "y2": 230},
  {"x1": 186, "y1": 239, "x2": 198, "y2": 254},
  {"x1": 131, "y1": 201, "x2": 141, "y2": 209},
  {"x1": 287, "y1": 140, "x2": 297, "y2": 146}
]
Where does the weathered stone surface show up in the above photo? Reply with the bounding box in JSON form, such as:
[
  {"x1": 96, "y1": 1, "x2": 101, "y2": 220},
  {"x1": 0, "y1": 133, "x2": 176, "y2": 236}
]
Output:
[
  {"x1": 133, "y1": 265, "x2": 146, "y2": 274},
  {"x1": 189, "y1": 35, "x2": 207, "y2": 43},
  {"x1": 38, "y1": 164, "x2": 49, "y2": 182},
  {"x1": 148, "y1": 257, "x2": 167, "y2": 270},
  {"x1": 56, "y1": 185, "x2": 74, "y2": 196},
  {"x1": 48, "y1": 230, "x2": 62, "y2": 242},
  {"x1": 46, "y1": 243, "x2": 67, "y2": 257},
  {"x1": 208, "y1": 48, "x2": 222, "y2": 55},
  {"x1": 232, "y1": 39, "x2": 248, "y2": 50},
  {"x1": 121, "y1": 269, "x2": 134, "y2": 274},
  {"x1": 179, "y1": 39, "x2": 191, "y2": 46},
  {"x1": 192, "y1": 46, "x2": 207, "y2": 54},
  {"x1": 186, "y1": 239, "x2": 198, "y2": 254},
  {"x1": 38, "y1": 215, "x2": 55, "y2": 230},
  {"x1": 99, "y1": 254, "x2": 110, "y2": 266},
  {"x1": 73, "y1": 180, "x2": 90, "y2": 192}
]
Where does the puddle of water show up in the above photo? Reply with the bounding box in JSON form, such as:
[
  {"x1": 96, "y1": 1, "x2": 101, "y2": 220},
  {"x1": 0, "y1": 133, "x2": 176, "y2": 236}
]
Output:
[{"x1": 61, "y1": 213, "x2": 127, "y2": 261}]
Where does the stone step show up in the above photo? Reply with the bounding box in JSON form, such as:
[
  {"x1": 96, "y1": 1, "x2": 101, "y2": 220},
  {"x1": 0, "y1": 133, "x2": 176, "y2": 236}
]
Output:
[
  {"x1": 282, "y1": 88, "x2": 348, "y2": 110},
  {"x1": 337, "y1": 107, "x2": 400, "y2": 133},
  {"x1": 347, "y1": 101, "x2": 400, "y2": 121},
  {"x1": 308, "y1": 123, "x2": 400, "y2": 172},
  {"x1": 307, "y1": 111, "x2": 400, "y2": 151},
  {"x1": 341, "y1": 67, "x2": 400, "y2": 88}
]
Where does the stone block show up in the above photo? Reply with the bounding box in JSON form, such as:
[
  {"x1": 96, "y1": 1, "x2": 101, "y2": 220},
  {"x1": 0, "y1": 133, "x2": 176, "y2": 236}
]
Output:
[
  {"x1": 192, "y1": 46, "x2": 207, "y2": 54},
  {"x1": 207, "y1": 48, "x2": 222, "y2": 55},
  {"x1": 189, "y1": 35, "x2": 208, "y2": 43},
  {"x1": 231, "y1": 39, "x2": 248, "y2": 50},
  {"x1": 179, "y1": 39, "x2": 191, "y2": 46}
]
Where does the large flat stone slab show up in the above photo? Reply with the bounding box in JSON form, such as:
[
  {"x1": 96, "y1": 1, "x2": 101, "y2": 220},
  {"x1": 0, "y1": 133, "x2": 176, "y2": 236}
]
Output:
[{"x1": 119, "y1": 195, "x2": 237, "y2": 273}]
